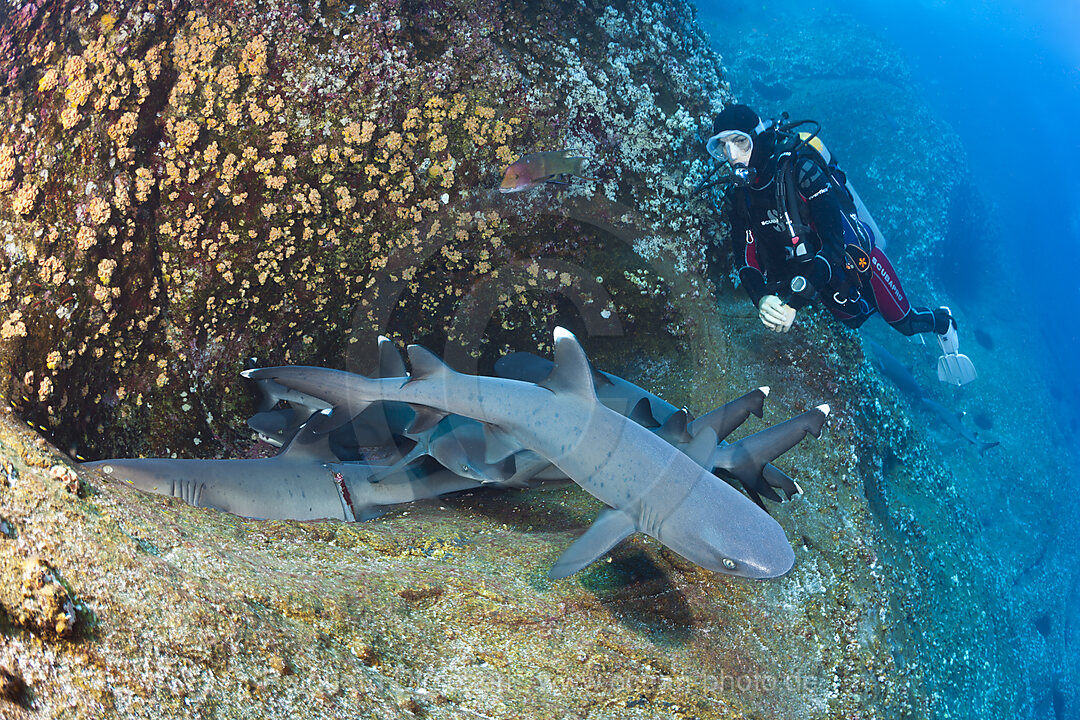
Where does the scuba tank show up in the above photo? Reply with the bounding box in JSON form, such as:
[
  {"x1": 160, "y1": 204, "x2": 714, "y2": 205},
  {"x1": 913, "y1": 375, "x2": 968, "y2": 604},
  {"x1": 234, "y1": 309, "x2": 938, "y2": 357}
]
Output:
[
  {"x1": 791, "y1": 129, "x2": 887, "y2": 252},
  {"x1": 770, "y1": 116, "x2": 887, "y2": 284}
]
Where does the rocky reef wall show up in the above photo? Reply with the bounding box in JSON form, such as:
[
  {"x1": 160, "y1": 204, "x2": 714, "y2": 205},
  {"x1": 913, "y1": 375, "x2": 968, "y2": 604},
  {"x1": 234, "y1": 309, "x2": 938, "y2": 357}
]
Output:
[
  {"x1": 0, "y1": 0, "x2": 729, "y2": 460},
  {"x1": 0, "y1": 1, "x2": 1063, "y2": 719}
]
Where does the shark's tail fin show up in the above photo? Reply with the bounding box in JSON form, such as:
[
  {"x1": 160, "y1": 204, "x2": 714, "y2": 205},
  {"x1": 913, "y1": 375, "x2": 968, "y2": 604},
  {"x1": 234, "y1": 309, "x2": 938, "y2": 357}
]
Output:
[
  {"x1": 241, "y1": 366, "x2": 376, "y2": 433},
  {"x1": 712, "y1": 404, "x2": 829, "y2": 504},
  {"x1": 762, "y1": 463, "x2": 803, "y2": 499},
  {"x1": 690, "y1": 386, "x2": 769, "y2": 441}
]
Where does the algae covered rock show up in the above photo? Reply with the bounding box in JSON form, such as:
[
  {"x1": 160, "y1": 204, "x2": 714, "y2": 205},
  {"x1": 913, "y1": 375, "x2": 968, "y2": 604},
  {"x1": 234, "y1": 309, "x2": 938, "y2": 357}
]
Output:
[
  {"x1": 0, "y1": 1, "x2": 1051, "y2": 719},
  {"x1": 14, "y1": 556, "x2": 77, "y2": 638},
  {"x1": 0, "y1": 0, "x2": 729, "y2": 461},
  {"x1": 0, "y1": 401, "x2": 927, "y2": 720}
]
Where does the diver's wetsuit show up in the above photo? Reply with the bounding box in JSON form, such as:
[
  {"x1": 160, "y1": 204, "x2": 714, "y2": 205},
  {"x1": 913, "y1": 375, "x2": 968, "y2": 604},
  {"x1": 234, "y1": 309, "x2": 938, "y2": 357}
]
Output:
[{"x1": 729, "y1": 150, "x2": 943, "y2": 336}]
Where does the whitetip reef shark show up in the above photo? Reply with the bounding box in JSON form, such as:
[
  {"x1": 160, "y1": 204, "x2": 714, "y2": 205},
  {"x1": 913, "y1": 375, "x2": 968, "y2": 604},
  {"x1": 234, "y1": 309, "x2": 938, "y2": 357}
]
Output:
[
  {"x1": 85, "y1": 416, "x2": 497, "y2": 523},
  {"x1": 252, "y1": 343, "x2": 805, "y2": 505},
  {"x1": 494, "y1": 352, "x2": 805, "y2": 507},
  {"x1": 243, "y1": 327, "x2": 829, "y2": 579}
]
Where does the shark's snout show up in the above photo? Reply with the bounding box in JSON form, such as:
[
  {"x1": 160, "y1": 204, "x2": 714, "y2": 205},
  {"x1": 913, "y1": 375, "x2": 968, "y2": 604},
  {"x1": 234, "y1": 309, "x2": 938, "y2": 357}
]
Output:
[
  {"x1": 726, "y1": 528, "x2": 795, "y2": 579},
  {"x1": 84, "y1": 459, "x2": 173, "y2": 493},
  {"x1": 663, "y1": 477, "x2": 795, "y2": 579}
]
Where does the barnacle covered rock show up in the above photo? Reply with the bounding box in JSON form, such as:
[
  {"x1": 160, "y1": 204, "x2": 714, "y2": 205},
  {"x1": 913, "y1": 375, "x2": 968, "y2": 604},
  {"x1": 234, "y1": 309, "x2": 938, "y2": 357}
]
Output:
[
  {"x1": 0, "y1": 0, "x2": 730, "y2": 461},
  {"x1": 0, "y1": 663, "x2": 26, "y2": 704},
  {"x1": 16, "y1": 556, "x2": 76, "y2": 637},
  {"x1": 0, "y1": 2, "x2": 1066, "y2": 720}
]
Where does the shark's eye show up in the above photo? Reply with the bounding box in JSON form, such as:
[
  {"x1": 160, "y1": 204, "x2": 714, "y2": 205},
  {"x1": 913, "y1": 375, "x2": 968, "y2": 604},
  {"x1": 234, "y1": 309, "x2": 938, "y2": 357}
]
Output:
[
  {"x1": 102, "y1": 465, "x2": 114, "y2": 474},
  {"x1": 722, "y1": 558, "x2": 737, "y2": 571}
]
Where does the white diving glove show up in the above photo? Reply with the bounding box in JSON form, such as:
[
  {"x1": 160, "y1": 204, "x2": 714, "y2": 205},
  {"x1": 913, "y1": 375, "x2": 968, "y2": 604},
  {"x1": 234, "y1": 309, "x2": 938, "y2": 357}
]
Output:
[{"x1": 758, "y1": 294, "x2": 797, "y2": 332}]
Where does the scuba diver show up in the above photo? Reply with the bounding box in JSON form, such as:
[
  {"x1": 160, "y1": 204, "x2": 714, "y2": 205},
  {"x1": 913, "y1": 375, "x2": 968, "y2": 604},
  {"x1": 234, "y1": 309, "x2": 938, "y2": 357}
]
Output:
[{"x1": 706, "y1": 104, "x2": 976, "y2": 385}]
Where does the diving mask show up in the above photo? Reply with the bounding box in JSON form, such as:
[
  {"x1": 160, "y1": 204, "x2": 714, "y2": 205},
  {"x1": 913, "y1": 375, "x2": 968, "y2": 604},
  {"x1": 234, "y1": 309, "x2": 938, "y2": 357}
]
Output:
[{"x1": 706, "y1": 130, "x2": 754, "y2": 166}]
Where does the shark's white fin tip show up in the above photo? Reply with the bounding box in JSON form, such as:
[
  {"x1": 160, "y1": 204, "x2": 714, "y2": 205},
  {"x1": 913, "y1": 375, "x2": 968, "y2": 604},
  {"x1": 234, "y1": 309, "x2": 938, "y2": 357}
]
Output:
[
  {"x1": 794, "y1": 481, "x2": 805, "y2": 495},
  {"x1": 377, "y1": 335, "x2": 391, "y2": 343},
  {"x1": 540, "y1": 327, "x2": 596, "y2": 398},
  {"x1": 816, "y1": 403, "x2": 830, "y2": 416},
  {"x1": 759, "y1": 386, "x2": 770, "y2": 396}
]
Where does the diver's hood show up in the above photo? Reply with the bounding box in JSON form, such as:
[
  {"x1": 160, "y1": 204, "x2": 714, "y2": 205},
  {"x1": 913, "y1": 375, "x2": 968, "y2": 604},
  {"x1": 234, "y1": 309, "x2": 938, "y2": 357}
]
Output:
[
  {"x1": 746, "y1": 130, "x2": 778, "y2": 187},
  {"x1": 709, "y1": 105, "x2": 777, "y2": 188}
]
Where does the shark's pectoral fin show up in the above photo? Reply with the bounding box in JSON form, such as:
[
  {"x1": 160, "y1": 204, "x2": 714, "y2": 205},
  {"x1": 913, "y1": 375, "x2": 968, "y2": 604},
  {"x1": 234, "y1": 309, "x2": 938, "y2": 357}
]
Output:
[
  {"x1": 278, "y1": 415, "x2": 340, "y2": 462},
  {"x1": 407, "y1": 406, "x2": 449, "y2": 434},
  {"x1": 548, "y1": 509, "x2": 636, "y2": 579},
  {"x1": 481, "y1": 424, "x2": 526, "y2": 465},
  {"x1": 505, "y1": 451, "x2": 563, "y2": 485}
]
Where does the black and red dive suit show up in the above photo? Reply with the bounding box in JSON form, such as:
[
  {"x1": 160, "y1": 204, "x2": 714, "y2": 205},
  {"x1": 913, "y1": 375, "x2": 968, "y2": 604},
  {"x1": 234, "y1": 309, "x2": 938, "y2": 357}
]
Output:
[{"x1": 728, "y1": 149, "x2": 945, "y2": 336}]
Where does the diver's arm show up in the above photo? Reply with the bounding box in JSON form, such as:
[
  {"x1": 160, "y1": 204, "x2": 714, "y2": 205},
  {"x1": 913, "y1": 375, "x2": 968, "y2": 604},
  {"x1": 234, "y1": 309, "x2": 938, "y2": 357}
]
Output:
[
  {"x1": 729, "y1": 193, "x2": 768, "y2": 306},
  {"x1": 735, "y1": 231, "x2": 768, "y2": 306}
]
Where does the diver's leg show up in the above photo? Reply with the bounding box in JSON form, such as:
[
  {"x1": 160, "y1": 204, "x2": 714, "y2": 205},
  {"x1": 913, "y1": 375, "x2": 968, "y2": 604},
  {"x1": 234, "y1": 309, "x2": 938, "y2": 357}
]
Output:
[
  {"x1": 866, "y1": 248, "x2": 950, "y2": 336},
  {"x1": 887, "y1": 306, "x2": 939, "y2": 336},
  {"x1": 867, "y1": 250, "x2": 974, "y2": 383},
  {"x1": 867, "y1": 247, "x2": 911, "y2": 327}
]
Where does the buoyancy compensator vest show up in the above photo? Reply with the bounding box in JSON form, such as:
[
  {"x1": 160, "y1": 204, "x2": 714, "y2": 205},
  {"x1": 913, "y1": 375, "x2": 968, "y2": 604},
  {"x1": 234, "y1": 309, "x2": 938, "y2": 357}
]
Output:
[{"x1": 771, "y1": 121, "x2": 889, "y2": 289}]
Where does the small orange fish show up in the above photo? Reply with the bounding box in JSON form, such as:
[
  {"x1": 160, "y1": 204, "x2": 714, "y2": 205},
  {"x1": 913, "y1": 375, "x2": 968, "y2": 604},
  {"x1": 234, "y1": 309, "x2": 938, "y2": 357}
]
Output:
[{"x1": 499, "y1": 150, "x2": 592, "y2": 193}]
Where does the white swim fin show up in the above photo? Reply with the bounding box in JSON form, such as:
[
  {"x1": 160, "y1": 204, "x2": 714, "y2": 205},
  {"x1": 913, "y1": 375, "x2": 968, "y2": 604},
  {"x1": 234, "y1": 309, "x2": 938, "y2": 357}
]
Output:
[
  {"x1": 934, "y1": 308, "x2": 977, "y2": 385},
  {"x1": 937, "y1": 353, "x2": 977, "y2": 386}
]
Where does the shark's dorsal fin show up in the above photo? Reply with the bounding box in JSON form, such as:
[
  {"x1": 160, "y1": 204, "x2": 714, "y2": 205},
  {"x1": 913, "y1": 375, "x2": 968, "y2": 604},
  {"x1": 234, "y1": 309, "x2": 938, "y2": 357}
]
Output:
[
  {"x1": 658, "y1": 408, "x2": 693, "y2": 444},
  {"x1": 539, "y1": 327, "x2": 596, "y2": 398},
  {"x1": 278, "y1": 414, "x2": 339, "y2": 462},
  {"x1": 407, "y1": 344, "x2": 453, "y2": 380},
  {"x1": 548, "y1": 508, "x2": 636, "y2": 579},
  {"x1": 683, "y1": 427, "x2": 718, "y2": 467},
  {"x1": 377, "y1": 335, "x2": 407, "y2": 378},
  {"x1": 628, "y1": 397, "x2": 660, "y2": 428}
]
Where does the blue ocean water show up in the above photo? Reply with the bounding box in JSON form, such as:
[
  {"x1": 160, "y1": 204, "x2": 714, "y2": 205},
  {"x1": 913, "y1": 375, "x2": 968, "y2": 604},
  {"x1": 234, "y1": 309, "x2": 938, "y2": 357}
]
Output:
[
  {"x1": 700, "y1": 0, "x2": 1080, "y2": 440},
  {"x1": 697, "y1": 1, "x2": 1080, "y2": 717}
]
